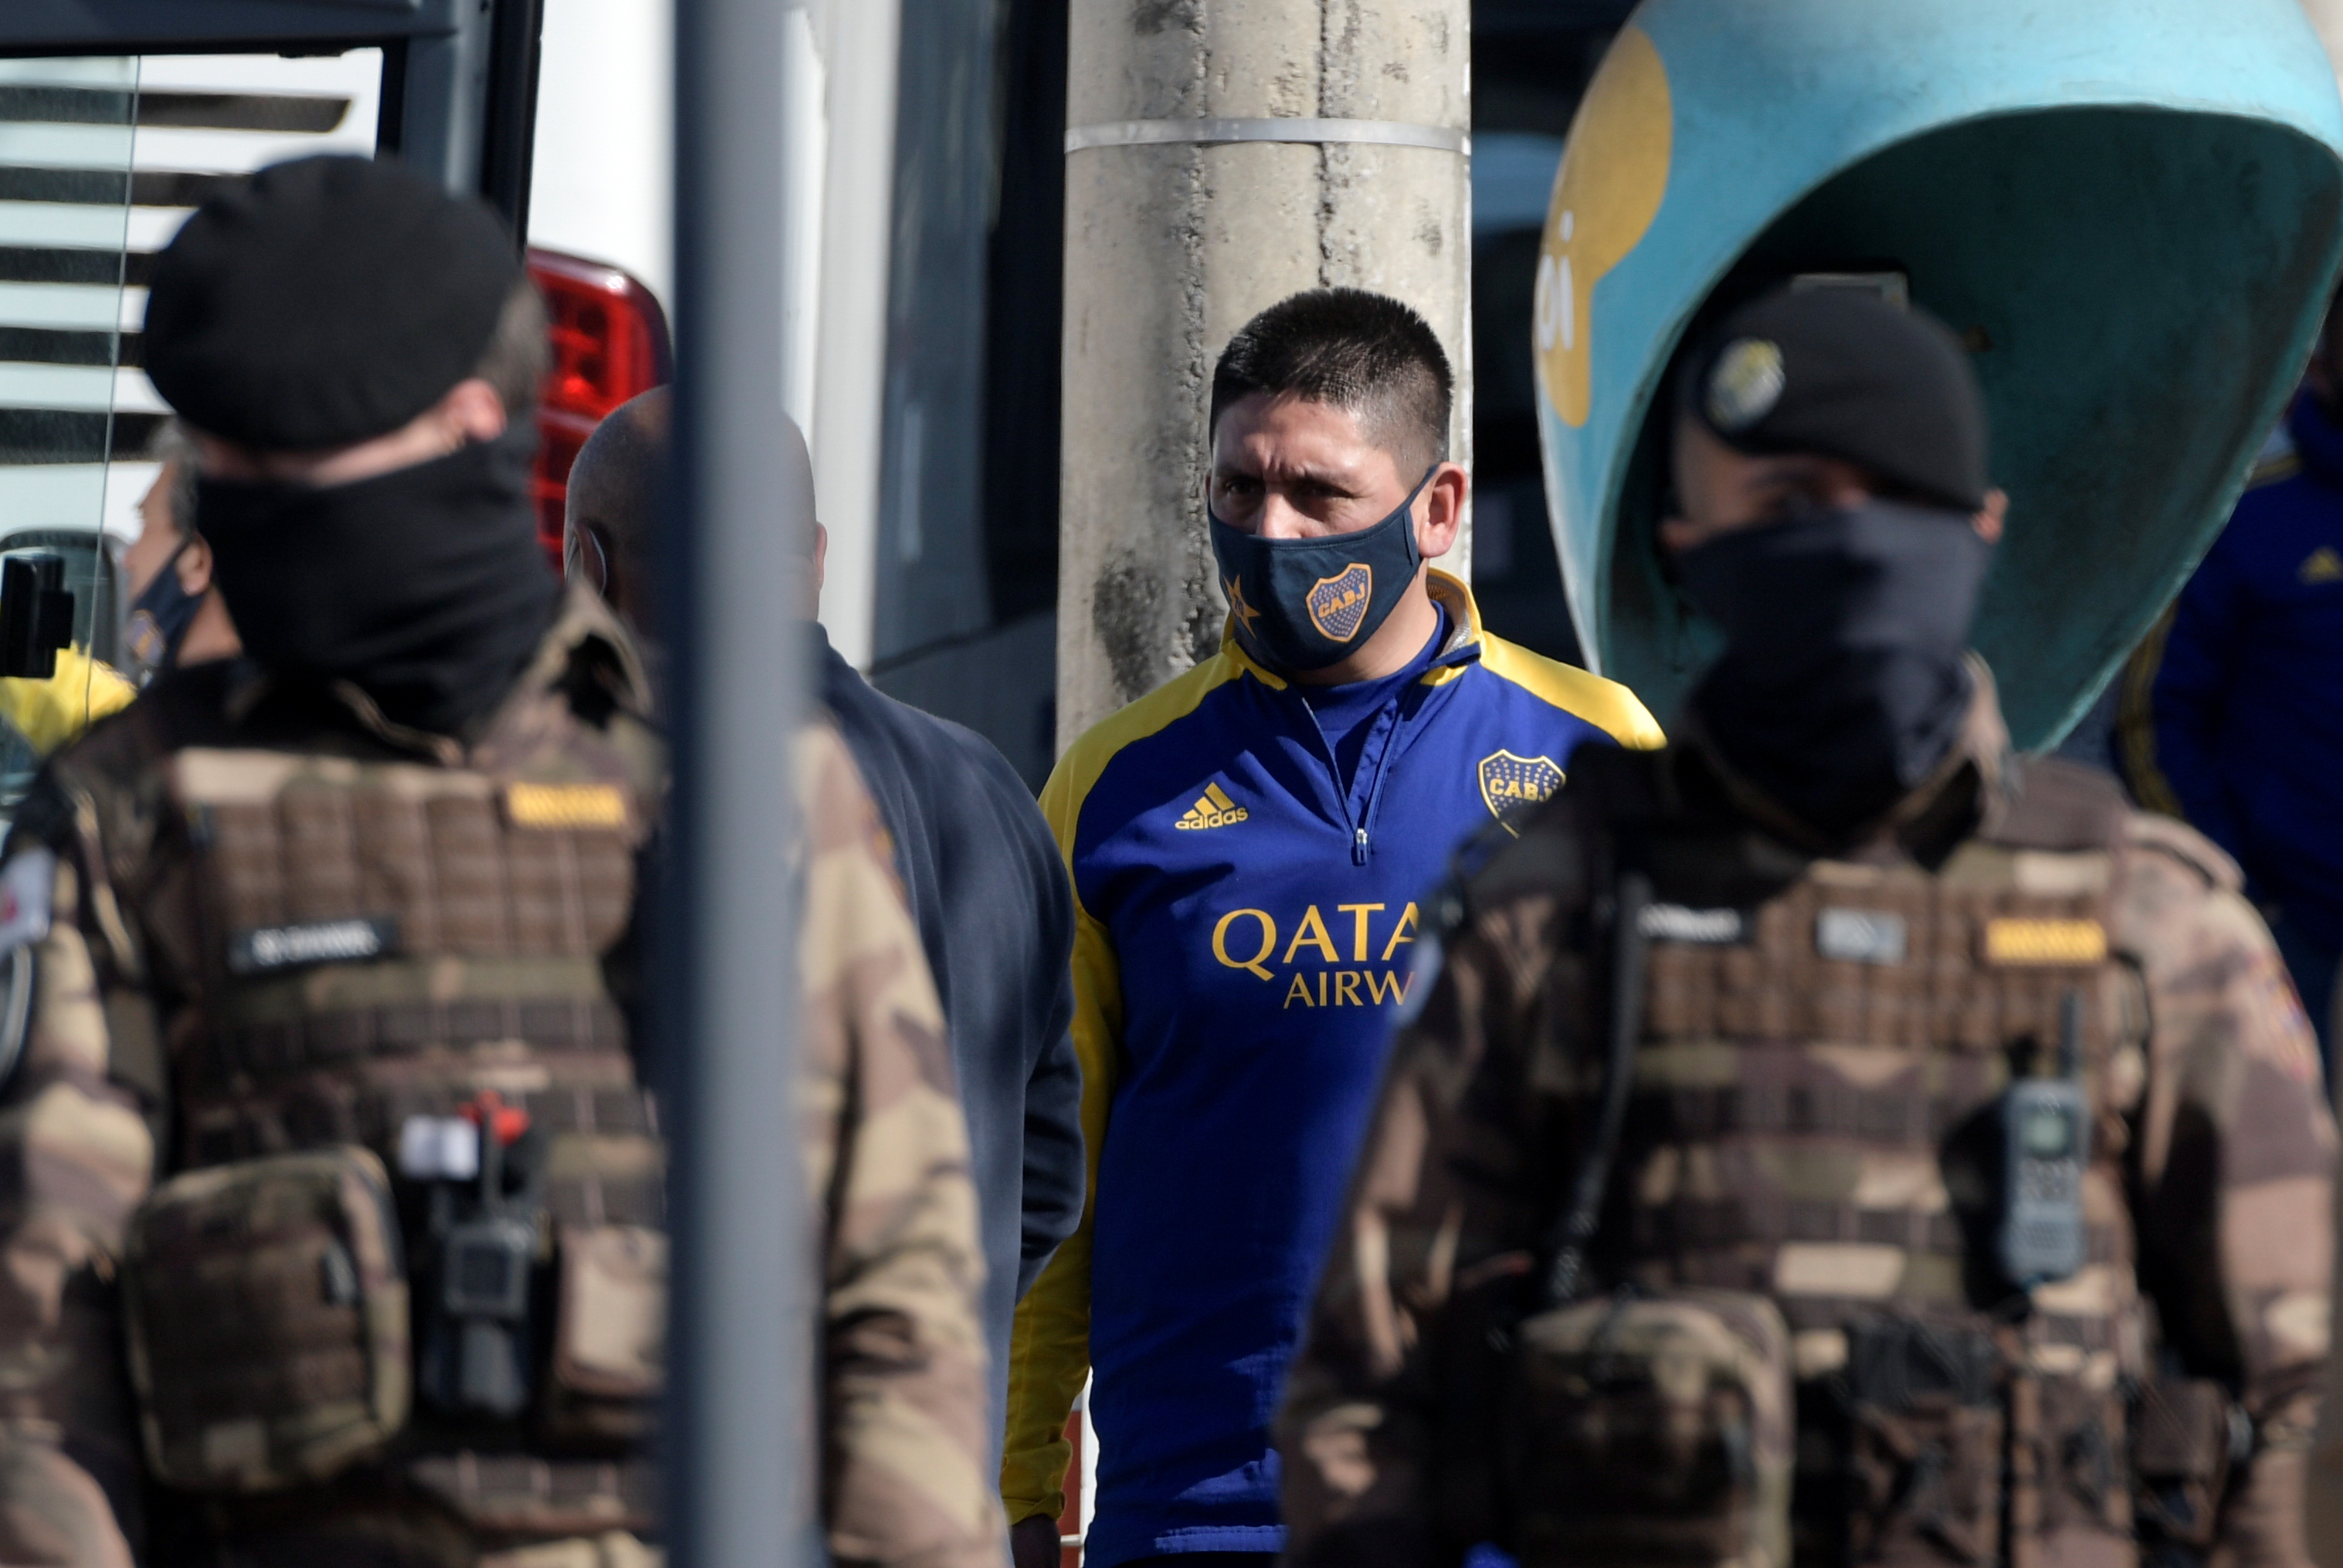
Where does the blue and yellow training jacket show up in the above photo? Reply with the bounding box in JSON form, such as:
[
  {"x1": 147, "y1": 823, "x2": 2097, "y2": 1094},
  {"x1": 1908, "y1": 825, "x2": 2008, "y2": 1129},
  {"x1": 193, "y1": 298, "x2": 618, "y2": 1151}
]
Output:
[
  {"x1": 1002, "y1": 570, "x2": 1661, "y2": 1566},
  {"x1": 2123, "y1": 390, "x2": 2343, "y2": 954}
]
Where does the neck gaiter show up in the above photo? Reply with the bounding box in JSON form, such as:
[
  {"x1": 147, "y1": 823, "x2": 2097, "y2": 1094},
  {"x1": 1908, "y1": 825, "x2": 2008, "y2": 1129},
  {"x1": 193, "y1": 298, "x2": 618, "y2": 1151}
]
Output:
[
  {"x1": 1676, "y1": 498, "x2": 1993, "y2": 835},
  {"x1": 196, "y1": 430, "x2": 561, "y2": 736}
]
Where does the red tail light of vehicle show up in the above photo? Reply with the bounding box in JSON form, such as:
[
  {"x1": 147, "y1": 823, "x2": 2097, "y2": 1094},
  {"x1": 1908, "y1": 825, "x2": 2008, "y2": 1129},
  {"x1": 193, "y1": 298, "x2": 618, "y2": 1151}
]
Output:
[{"x1": 527, "y1": 247, "x2": 674, "y2": 568}]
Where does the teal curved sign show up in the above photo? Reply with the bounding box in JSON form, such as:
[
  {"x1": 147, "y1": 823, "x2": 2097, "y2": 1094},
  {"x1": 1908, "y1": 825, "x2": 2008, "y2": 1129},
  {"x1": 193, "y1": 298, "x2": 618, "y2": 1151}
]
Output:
[{"x1": 1536, "y1": 0, "x2": 2343, "y2": 748}]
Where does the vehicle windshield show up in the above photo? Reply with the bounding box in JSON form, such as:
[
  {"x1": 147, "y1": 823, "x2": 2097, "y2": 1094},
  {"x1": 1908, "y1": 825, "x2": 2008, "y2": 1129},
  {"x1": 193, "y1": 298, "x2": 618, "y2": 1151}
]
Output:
[{"x1": 0, "y1": 49, "x2": 381, "y2": 810}]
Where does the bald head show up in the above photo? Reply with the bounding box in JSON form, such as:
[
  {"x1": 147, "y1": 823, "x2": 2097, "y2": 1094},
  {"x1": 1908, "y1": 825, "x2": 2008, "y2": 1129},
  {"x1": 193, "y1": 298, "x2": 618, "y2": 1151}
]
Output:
[
  {"x1": 566, "y1": 391, "x2": 829, "y2": 633},
  {"x1": 565, "y1": 385, "x2": 672, "y2": 635}
]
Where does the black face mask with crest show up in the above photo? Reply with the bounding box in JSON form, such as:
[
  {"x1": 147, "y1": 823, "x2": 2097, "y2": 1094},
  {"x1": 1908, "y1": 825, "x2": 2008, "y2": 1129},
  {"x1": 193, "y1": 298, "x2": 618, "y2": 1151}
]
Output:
[{"x1": 1206, "y1": 469, "x2": 1433, "y2": 675}]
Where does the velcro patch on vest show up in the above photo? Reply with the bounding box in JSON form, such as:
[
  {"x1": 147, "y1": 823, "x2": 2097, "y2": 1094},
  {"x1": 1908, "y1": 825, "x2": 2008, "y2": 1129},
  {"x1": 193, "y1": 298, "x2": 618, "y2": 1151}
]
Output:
[
  {"x1": 1983, "y1": 917, "x2": 2107, "y2": 966},
  {"x1": 228, "y1": 917, "x2": 398, "y2": 975},
  {"x1": 1640, "y1": 903, "x2": 1748, "y2": 945},
  {"x1": 1816, "y1": 907, "x2": 1907, "y2": 964},
  {"x1": 505, "y1": 782, "x2": 629, "y2": 831}
]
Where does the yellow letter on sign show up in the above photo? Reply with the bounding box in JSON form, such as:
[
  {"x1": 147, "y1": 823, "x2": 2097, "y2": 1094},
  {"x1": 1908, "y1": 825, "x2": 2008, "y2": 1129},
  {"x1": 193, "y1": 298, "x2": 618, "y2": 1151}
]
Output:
[{"x1": 1534, "y1": 24, "x2": 1673, "y2": 429}]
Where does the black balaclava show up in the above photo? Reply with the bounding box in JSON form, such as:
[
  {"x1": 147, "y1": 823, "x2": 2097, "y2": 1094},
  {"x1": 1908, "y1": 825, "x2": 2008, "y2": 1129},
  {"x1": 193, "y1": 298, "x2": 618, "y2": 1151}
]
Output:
[
  {"x1": 1678, "y1": 500, "x2": 1992, "y2": 834},
  {"x1": 1674, "y1": 286, "x2": 1996, "y2": 835},
  {"x1": 144, "y1": 154, "x2": 557, "y2": 736},
  {"x1": 197, "y1": 428, "x2": 560, "y2": 737}
]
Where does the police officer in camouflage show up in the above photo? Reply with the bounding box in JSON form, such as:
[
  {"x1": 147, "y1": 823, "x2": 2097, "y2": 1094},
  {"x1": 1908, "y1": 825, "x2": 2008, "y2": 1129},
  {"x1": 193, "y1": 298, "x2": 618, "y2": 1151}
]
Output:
[
  {"x1": 1277, "y1": 287, "x2": 2337, "y2": 1568},
  {"x1": 0, "y1": 154, "x2": 992, "y2": 1568}
]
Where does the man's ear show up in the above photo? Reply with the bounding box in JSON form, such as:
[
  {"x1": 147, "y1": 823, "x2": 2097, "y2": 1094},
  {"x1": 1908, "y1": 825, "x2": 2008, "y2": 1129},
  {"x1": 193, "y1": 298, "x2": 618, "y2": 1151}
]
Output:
[
  {"x1": 1416, "y1": 462, "x2": 1468, "y2": 559},
  {"x1": 1973, "y1": 488, "x2": 2008, "y2": 544},
  {"x1": 175, "y1": 535, "x2": 214, "y2": 595}
]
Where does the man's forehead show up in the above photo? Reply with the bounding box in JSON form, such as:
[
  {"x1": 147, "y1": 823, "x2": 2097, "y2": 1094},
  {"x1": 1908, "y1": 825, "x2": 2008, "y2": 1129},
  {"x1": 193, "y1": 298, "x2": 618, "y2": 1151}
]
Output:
[{"x1": 1212, "y1": 393, "x2": 1387, "y2": 472}]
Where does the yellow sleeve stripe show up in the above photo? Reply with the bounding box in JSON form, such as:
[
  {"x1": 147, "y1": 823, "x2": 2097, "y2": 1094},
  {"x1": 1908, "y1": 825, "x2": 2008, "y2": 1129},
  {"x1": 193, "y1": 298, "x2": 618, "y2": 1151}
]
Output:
[
  {"x1": 1009, "y1": 658, "x2": 1248, "y2": 1522},
  {"x1": 2248, "y1": 449, "x2": 2302, "y2": 489},
  {"x1": 1477, "y1": 632, "x2": 1667, "y2": 750},
  {"x1": 1038, "y1": 651, "x2": 1251, "y2": 874},
  {"x1": 2117, "y1": 605, "x2": 2184, "y2": 819},
  {"x1": 1000, "y1": 903, "x2": 1119, "y2": 1521}
]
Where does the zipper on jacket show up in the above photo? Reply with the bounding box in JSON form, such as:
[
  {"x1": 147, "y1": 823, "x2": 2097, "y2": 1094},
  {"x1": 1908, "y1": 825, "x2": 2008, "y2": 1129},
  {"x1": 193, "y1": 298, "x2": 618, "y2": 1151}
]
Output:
[
  {"x1": 1351, "y1": 694, "x2": 1415, "y2": 865},
  {"x1": 1291, "y1": 686, "x2": 1417, "y2": 867}
]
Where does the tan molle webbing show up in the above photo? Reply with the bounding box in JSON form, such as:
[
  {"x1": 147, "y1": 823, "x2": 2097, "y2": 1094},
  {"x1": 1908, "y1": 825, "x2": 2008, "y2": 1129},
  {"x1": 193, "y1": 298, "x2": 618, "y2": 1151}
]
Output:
[
  {"x1": 122, "y1": 1146, "x2": 409, "y2": 1493},
  {"x1": 405, "y1": 1451, "x2": 657, "y2": 1536},
  {"x1": 1613, "y1": 815, "x2": 2143, "y2": 1560},
  {"x1": 174, "y1": 751, "x2": 639, "y2": 967},
  {"x1": 1640, "y1": 855, "x2": 2121, "y2": 1055},
  {"x1": 1625, "y1": 845, "x2": 2131, "y2": 1306},
  {"x1": 479, "y1": 1532, "x2": 661, "y2": 1568},
  {"x1": 165, "y1": 750, "x2": 645, "y2": 1160}
]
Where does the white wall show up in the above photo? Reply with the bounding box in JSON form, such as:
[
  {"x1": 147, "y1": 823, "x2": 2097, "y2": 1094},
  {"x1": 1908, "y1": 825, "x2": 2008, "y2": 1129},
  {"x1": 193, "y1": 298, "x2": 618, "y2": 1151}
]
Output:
[
  {"x1": 527, "y1": 0, "x2": 896, "y2": 669},
  {"x1": 527, "y1": 0, "x2": 676, "y2": 316}
]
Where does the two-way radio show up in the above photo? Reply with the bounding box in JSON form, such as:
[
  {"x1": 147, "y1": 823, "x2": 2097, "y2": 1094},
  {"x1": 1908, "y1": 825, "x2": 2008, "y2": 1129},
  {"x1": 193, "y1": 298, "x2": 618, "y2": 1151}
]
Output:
[{"x1": 1998, "y1": 990, "x2": 2090, "y2": 1288}]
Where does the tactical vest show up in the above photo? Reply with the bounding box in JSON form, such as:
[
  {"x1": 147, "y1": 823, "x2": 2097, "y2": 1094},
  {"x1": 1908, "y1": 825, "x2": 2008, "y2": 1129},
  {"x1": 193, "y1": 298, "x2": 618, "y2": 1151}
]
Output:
[
  {"x1": 1507, "y1": 759, "x2": 2179, "y2": 1568},
  {"x1": 117, "y1": 737, "x2": 663, "y2": 1540}
]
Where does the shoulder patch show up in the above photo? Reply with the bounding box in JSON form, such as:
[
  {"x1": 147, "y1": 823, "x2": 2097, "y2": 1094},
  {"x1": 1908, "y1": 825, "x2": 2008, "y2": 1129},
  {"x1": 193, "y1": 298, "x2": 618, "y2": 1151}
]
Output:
[
  {"x1": 0, "y1": 848, "x2": 55, "y2": 957},
  {"x1": 504, "y1": 781, "x2": 630, "y2": 830},
  {"x1": 2124, "y1": 811, "x2": 2243, "y2": 893}
]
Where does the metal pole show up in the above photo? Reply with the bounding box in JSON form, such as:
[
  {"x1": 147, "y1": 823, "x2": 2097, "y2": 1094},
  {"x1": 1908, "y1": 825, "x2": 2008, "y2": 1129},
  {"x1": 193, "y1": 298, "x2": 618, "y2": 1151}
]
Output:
[{"x1": 666, "y1": 0, "x2": 816, "y2": 1561}]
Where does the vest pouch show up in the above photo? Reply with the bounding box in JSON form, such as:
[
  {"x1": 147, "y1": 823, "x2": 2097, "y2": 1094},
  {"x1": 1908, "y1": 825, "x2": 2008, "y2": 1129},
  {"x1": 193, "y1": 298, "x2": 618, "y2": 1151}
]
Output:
[
  {"x1": 539, "y1": 1224, "x2": 666, "y2": 1446},
  {"x1": 1507, "y1": 1288, "x2": 1792, "y2": 1568},
  {"x1": 122, "y1": 1146, "x2": 410, "y2": 1492},
  {"x1": 2131, "y1": 1374, "x2": 2237, "y2": 1551},
  {"x1": 1836, "y1": 1314, "x2": 2003, "y2": 1567}
]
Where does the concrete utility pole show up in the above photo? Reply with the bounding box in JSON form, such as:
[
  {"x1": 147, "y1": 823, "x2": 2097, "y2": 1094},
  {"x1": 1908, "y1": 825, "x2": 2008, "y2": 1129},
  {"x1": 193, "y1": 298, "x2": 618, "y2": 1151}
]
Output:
[{"x1": 1056, "y1": 0, "x2": 1474, "y2": 748}]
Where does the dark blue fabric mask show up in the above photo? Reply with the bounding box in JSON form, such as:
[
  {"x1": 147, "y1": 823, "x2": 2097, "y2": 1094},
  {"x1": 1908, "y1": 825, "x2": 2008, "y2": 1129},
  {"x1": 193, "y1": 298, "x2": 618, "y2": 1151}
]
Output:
[
  {"x1": 124, "y1": 538, "x2": 203, "y2": 685},
  {"x1": 1208, "y1": 469, "x2": 1432, "y2": 673}
]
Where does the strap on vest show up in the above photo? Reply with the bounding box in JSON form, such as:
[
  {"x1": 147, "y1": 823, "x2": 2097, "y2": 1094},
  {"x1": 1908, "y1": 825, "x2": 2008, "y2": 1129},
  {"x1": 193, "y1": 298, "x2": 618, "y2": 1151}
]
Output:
[{"x1": 1541, "y1": 868, "x2": 1653, "y2": 1309}]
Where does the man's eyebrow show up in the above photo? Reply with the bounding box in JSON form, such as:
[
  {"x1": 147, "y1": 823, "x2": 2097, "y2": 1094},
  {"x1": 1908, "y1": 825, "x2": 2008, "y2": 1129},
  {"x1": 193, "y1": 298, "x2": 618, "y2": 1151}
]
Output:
[{"x1": 1220, "y1": 459, "x2": 1368, "y2": 490}]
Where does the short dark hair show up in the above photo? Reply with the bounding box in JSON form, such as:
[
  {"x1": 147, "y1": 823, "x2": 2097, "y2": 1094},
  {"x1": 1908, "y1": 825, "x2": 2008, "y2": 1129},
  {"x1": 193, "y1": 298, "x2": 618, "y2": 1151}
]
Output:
[
  {"x1": 146, "y1": 418, "x2": 200, "y2": 538},
  {"x1": 1209, "y1": 288, "x2": 1453, "y2": 475}
]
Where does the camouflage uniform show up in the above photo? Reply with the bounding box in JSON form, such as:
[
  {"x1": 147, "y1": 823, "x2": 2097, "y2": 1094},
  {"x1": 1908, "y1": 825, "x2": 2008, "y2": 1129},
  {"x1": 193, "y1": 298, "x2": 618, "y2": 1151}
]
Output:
[
  {"x1": 794, "y1": 720, "x2": 1009, "y2": 1568},
  {"x1": 1279, "y1": 672, "x2": 2335, "y2": 1568},
  {"x1": 2307, "y1": 1013, "x2": 2343, "y2": 1568},
  {"x1": 0, "y1": 587, "x2": 669, "y2": 1565}
]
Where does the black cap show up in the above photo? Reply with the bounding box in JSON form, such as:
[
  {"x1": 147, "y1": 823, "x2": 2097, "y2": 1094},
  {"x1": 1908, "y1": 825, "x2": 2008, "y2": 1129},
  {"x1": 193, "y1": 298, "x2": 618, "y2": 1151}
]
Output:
[
  {"x1": 1683, "y1": 285, "x2": 1989, "y2": 512},
  {"x1": 144, "y1": 155, "x2": 520, "y2": 450}
]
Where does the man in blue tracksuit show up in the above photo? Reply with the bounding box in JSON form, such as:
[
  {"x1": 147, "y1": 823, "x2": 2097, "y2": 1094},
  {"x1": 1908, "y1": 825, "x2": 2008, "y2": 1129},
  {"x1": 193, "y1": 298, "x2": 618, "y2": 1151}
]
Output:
[
  {"x1": 1002, "y1": 290, "x2": 1662, "y2": 1568},
  {"x1": 2124, "y1": 296, "x2": 2343, "y2": 1067}
]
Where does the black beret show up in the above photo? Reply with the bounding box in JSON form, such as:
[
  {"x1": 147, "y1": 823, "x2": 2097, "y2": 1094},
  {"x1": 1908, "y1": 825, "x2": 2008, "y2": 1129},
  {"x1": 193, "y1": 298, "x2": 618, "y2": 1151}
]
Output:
[
  {"x1": 144, "y1": 155, "x2": 520, "y2": 450},
  {"x1": 1683, "y1": 285, "x2": 1989, "y2": 513}
]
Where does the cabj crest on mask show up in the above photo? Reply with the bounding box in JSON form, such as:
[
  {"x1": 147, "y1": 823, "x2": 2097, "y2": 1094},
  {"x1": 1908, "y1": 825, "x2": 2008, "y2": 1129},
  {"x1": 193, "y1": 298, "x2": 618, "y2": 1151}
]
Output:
[
  {"x1": 1536, "y1": 0, "x2": 2343, "y2": 748},
  {"x1": 1307, "y1": 564, "x2": 1375, "y2": 642}
]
